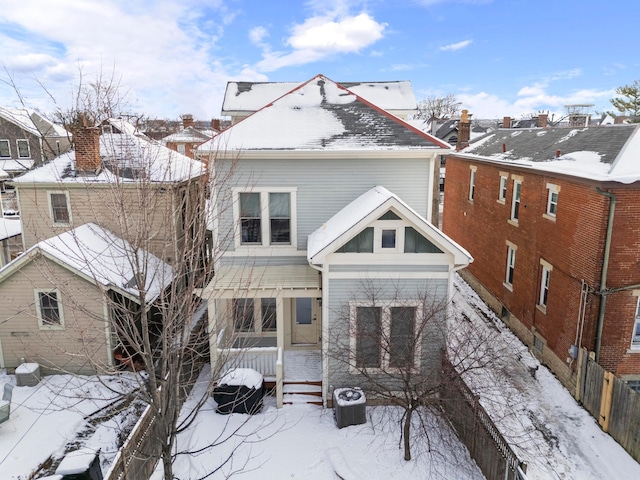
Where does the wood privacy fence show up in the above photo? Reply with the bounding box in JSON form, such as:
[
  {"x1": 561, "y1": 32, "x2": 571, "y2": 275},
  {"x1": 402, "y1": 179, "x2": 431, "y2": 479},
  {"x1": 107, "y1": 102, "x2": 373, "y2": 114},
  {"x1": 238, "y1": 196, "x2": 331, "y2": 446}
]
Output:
[
  {"x1": 441, "y1": 359, "x2": 528, "y2": 480},
  {"x1": 575, "y1": 348, "x2": 640, "y2": 462},
  {"x1": 104, "y1": 314, "x2": 209, "y2": 480}
]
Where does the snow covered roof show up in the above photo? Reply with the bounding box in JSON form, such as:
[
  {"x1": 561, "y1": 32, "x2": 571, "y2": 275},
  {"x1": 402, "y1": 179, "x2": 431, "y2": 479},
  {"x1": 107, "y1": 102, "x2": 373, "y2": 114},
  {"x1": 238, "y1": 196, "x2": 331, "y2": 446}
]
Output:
[
  {"x1": 0, "y1": 218, "x2": 21, "y2": 241},
  {"x1": 458, "y1": 125, "x2": 640, "y2": 183},
  {"x1": 222, "y1": 79, "x2": 417, "y2": 115},
  {"x1": 0, "y1": 159, "x2": 34, "y2": 173},
  {"x1": 162, "y1": 126, "x2": 212, "y2": 143},
  {"x1": 199, "y1": 75, "x2": 449, "y2": 152},
  {"x1": 0, "y1": 223, "x2": 172, "y2": 303},
  {"x1": 0, "y1": 168, "x2": 8, "y2": 179},
  {"x1": 0, "y1": 107, "x2": 67, "y2": 137},
  {"x1": 12, "y1": 132, "x2": 205, "y2": 184},
  {"x1": 307, "y1": 185, "x2": 472, "y2": 267}
]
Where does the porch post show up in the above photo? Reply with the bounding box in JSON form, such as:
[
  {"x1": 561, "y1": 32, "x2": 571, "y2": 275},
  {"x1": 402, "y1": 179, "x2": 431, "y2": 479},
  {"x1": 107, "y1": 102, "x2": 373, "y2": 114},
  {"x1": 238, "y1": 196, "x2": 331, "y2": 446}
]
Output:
[{"x1": 276, "y1": 293, "x2": 285, "y2": 408}]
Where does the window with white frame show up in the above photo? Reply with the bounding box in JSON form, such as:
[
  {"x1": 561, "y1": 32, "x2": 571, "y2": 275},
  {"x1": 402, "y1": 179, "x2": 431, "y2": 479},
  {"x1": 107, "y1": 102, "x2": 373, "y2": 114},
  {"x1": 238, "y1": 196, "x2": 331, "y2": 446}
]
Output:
[
  {"x1": 233, "y1": 297, "x2": 278, "y2": 333},
  {"x1": 35, "y1": 290, "x2": 64, "y2": 329},
  {"x1": 539, "y1": 263, "x2": 552, "y2": 309},
  {"x1": 546, "y1": 183, "x2": 559, "y2": 218},
  {"x1": 0, "y1": 139, "x2": 10, "y2": 158},
  {"x1": 633, "y1": 298, "x2": 640, "y2": 349},
  {"x1": 49, "y1": 191, "x2": 71, "y2": 225},
  {"x1": 510, "y1": 180, "x2": 521, "y2": 222},
  {"x1": 352, "y1": 304, "x2": 419, "y2": 370},
  {"x1": 505, "y1": 244, "x2": 516, "y2": 287},
  {"x1": 498, "y1": 174, "x2": 508, "y2": 202},
  {"x1": 236, "y1": 189, "x2": 295, "y2": 247},
  {"x1": 469, "y1": 166, "x2": 477, "y2": 201},
  {"x1": 177, "y1": 144, "x2": 186, "y2": 155},
  {"x1": 16, "y1": 139, "x2": 30, "y2": 158}
]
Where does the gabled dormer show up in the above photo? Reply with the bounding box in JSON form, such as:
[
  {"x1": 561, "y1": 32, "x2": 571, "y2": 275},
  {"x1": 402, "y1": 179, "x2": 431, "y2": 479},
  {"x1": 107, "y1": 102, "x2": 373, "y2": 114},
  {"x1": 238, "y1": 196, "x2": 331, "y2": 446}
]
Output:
[{"x1": 307, "y1": 186, "x2": 472, "y2": 270}]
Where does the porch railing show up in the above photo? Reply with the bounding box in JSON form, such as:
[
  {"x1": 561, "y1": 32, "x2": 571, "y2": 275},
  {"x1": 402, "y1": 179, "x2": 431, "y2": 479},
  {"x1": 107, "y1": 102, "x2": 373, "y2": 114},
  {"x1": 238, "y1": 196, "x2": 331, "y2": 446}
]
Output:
[{"x1": 219, "y1": 346, "x2": 279, "y2": 379}]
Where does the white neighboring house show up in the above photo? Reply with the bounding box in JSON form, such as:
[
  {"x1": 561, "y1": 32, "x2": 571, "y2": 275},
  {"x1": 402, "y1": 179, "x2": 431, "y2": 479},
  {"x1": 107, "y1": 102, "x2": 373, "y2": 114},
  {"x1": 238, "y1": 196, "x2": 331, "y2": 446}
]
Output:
[{"x1": 197, "y1": 74, "x2": 471, "y2": 407}]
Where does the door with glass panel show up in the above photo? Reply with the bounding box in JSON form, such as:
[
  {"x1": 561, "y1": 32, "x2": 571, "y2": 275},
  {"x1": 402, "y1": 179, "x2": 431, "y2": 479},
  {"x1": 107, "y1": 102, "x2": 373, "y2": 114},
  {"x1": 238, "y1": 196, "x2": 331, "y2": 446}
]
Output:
[{"x1": 291, "y1": 298, "x2": 320, "y2": 345}]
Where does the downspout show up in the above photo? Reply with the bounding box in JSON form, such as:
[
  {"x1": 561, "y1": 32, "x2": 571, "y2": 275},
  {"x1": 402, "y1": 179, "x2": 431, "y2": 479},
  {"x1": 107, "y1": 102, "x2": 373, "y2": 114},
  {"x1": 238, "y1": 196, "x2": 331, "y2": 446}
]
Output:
[{"x1": 595, "y1": 187, "x2": 616, "y2": 362}]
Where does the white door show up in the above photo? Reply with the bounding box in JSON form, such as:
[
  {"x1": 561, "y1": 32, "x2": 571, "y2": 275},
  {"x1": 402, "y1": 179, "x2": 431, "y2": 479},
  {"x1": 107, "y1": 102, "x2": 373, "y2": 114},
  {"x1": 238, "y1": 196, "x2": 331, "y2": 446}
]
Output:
[{"x1": 291, "y1": 298, "x2": 320, "y2": 345}]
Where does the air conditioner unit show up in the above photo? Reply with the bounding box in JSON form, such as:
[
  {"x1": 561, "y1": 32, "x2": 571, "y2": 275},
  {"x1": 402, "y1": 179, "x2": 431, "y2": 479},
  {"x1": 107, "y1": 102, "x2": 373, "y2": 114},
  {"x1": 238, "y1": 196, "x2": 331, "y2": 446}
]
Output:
[{"x1": 334, "y1": 387, "x2": 366, "y2": 428}]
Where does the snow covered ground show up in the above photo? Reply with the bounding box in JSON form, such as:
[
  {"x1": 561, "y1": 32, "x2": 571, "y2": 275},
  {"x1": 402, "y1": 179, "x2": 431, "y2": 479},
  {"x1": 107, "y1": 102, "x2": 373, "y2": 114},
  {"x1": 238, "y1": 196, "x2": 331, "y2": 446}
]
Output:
[{"x1": 2, "y1": 274, "x2": 640, "y2": 479}]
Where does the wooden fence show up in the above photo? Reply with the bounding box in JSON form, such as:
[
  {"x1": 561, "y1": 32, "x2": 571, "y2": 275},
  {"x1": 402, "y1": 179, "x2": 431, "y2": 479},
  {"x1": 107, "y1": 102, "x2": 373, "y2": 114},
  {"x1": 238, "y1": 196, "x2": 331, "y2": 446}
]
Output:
[
  {"x1": 104, "y1": 313, "x2": 209, "y2": 480},
  {"x1": 441, "y1": 359, "x2": 528, "y2": 480},
  {"x1": 575, "y1": 348, "x2": 640, "y2": 462}
]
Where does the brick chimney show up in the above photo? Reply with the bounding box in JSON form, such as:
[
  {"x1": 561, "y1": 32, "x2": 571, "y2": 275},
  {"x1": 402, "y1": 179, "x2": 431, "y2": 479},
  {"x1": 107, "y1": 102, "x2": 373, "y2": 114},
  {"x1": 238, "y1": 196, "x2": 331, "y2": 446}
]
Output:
[
  {"x1": 71, "y1": 116, "x2": 101, "y2": 174},
  {"x1": 456, "y1": 109, "x2": 471, "y2": 151},
  {"x1": 182, "y1": 114, "x2": 194, "y2": 129},
  {"x1": 503, "y1": 116, "x2": 511, "y2": 129},
  {"x1": 538, "y1": 113, "x2": 548, "y2": 128},
  {"x1": 211, "y1": 118, "x2": 221, "y2": 131}
]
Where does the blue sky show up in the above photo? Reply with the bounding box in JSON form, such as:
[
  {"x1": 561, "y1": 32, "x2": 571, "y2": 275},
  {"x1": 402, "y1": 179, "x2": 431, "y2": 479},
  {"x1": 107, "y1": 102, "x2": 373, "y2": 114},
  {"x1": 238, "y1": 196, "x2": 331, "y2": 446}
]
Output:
[{"x1": 0, "y1": 0, "x2": 638, "y2": 121}]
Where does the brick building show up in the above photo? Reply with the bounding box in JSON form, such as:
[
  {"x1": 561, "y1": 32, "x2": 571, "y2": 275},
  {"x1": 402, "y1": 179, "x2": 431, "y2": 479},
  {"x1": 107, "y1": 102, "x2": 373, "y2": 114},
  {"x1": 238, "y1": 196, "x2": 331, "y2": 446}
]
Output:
[{"x1": 442, "y1": 122, "x2": 640, "y2": 390}]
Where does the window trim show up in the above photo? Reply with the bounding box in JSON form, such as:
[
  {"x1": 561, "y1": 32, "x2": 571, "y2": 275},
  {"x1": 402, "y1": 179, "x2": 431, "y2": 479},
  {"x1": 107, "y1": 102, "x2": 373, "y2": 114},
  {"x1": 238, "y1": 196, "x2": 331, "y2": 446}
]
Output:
[
  {"x1": 47, "y1": 190, "x2": 72, "y2": 226},
  {"x1": 232, "y1": 297, "x2": 278, "y2": 335},
  {"x1": 233, "y1": 187, "x2": 297, "y2": 249},
  {"x1": 544, "y1": 183, "x2": 560, "y2": 221},
  {"x1": 35, "y1": 289, "x2": 65, "y2": 330},
  {"x1": 349, "y1": 301, "x2": 422, "y2": 373},
  {"x1": 537, "y1": 259, "x2": 553, "y2": 312},
  {"x1": 16, "y1": 139, "x2": 31, "y2": 159},
  {"x1": 498, "y1": 173, "x2": 508, "y2": 204},
  {"x1": 0, "y1": 139, "x2": 11, "y2": 158},
  {"x1": 468, "y1": 166, "x2": 477, "y2": 201},
  {"x1": 509, "y1": 179, "x2": 522, "y2": 224},
  {"x1": 504, "y1": 241, "x2": 517, "y2": 291}
]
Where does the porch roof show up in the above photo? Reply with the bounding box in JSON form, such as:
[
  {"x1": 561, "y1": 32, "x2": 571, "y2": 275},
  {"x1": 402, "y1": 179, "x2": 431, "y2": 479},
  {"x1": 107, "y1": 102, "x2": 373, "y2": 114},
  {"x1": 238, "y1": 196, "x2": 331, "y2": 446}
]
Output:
[{"x1": 208, "y1": 264, "x2": 321, "y2": 292}]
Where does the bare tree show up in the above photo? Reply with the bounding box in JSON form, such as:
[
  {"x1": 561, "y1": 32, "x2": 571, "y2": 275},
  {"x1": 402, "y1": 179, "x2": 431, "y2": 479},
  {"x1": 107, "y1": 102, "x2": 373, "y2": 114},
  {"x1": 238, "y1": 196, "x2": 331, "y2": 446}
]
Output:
[{"x1": 413, "y1": 94, "x2": 461, "y2": 123}]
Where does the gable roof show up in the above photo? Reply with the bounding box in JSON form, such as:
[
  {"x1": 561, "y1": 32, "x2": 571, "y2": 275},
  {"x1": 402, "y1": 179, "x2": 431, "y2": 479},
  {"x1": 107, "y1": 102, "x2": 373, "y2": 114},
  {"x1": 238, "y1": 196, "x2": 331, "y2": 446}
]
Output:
[
  {"x1": 199, "y1": 75, "x2": 449, "y2": 152},
  {"x1": 307, "y1": 185, "x2": 472, "y2": 267},
  {"x1": 12, "y1": 132, "x2": 205, "y2": 184},
  {"x1": 162, "y1": 126, "x2": 212, "y2": 143},
  {"x1": 0, "y1": 223, "x2": 172, "y2": 303},
  {"x1": 460, "y1": 125, "x2": 640, "y2": 184},
  {"x1": 0, "y1": 107, "x2": 67, "y2": 137},
  {"x1": 222, "y1": 80, "x2": 417, "y2": 116}
]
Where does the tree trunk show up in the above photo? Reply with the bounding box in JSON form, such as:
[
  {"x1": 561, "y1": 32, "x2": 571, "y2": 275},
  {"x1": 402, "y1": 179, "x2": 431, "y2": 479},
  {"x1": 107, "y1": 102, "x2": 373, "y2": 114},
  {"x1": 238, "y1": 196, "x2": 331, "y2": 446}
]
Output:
[
  {"x1": 403, "y1": 408, "x2": 412, "y2": 461},
  {"x1": 162, "y1": 444, "x2": 173, "y2": 480}
]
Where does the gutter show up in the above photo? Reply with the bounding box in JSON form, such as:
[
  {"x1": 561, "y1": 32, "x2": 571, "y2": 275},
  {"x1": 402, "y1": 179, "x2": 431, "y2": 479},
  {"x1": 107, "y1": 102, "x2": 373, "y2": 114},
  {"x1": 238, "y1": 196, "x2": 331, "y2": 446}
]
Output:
[{"x1": 595, "y1": 187, "x2": 616, "y2": 362}]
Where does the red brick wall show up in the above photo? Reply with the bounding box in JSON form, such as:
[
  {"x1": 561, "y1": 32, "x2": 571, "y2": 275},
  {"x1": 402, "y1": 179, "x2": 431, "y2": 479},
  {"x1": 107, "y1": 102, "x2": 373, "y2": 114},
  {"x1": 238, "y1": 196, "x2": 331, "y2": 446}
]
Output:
[{"x1": 443, "y1": 155, "x2": 640, "y2": 377}]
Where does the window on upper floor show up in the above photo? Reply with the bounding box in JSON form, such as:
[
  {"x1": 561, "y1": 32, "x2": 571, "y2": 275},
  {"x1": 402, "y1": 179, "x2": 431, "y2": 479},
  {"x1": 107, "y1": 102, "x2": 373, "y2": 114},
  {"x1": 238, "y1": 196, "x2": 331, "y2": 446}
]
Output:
[
  {"x1": 545, "y1": 183, "x2": 559, "y2": 220},
  {"x1": 35, "y1": 290, "x2": 64, "y2": 329},
  {"x1": 16, "y1": 139, "x2": 30, "y2": 158},
  {"x1": 236, "y1": 189, "x2": 295, "y2": 248},
  {"x1": 510, "y1": 180, "x2": 522, "y2": 222},
  {"x1": 0, "y1": 140, "x2": 10, "y2": 158},
  {"x1": 177, "y1": 144, "x2": 186, "y2": 155},
  {"x1": 632, "y1": 299, "x2": 640, "y2": 350},
  {"x1": 48, "y1": 191, "x2": 71, "y2": 225},
  {"x1": 498, "y1": 174, "x2": 508, "y2": 203},
  {"x1": 505, "y1": 243, "x2": 516, "y2": 289},
  {"x1": 539, "y1": 263, "x2": 552, "y2": 310},
  {"x1": 352, "y1": 303, "x2": 419, "y2": 371},
  {"x1": 469, "y1": 166, "x2": 477, "y2": 201}
]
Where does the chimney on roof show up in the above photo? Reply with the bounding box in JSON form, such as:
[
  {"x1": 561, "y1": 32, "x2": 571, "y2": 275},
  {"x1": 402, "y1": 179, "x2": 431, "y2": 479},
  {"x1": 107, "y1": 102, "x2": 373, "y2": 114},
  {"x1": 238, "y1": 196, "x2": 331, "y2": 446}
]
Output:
[
  {"x1": 211, "y1": 118, "x2": 221, "y2": 131},
  {"x1": 503, "y1": 116, "x2": 511, "y2": 129},
  {"x1": 456, "y1": 109, "x2": 471, "y2": 151},
  {"x1": 71, "y1": 114, "x2": 101, "y2": 174},
  {"x1": 182, "y1": 114, "x2": 194, "y2": 129},
  {"x1": 538, "y1": 113, "x2": 548, "y2": 128}
]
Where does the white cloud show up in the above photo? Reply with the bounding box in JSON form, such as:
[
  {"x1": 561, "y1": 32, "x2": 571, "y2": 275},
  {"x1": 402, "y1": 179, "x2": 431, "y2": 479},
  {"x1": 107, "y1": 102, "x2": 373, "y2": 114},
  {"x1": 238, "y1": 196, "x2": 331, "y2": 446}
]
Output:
[
  {"x1": 254, "y1": 13, "x2": 386, "y2": 72},
  {"x1": 440, "y1": 39, "x2": 473, "y2": 52},
  {"x1": 249, "y1": 26, "x2": 269, "y2": 46}
]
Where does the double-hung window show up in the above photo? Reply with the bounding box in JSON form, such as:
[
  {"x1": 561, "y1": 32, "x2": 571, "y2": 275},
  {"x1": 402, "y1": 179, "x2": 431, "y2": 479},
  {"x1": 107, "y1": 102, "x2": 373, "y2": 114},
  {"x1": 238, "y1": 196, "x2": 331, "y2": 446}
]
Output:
[
  {"x1": 237, "y1": 189, "x2": 295, "y2": 247},
  {"x1": 538, "y1": 260, "x2": 553, "y2": 311},
  {"x1": 469, "y1": 166, "x2": 477, "y2": 201},
  {"x1": 510, "y1": 179, "x2": 522, "y2": 223},
  {"x1": 35, "y1": 290, "x2": 64, "y2": 329},
  {"x1": 545, "y1": 183, "x2": 559, "y2": 220},
  {"x1": 505, "y1": 242, "x2": 517, "y2": 289},
  {"x1": 498, "y1": 174, "x2": 508, "y2": 203},
  {"x1": 0, "y1": 139, "x2": 10, "y2": 158},
  {"x1": 16, "y1": 139, "x2": 30, "y2": 158},
  {"x1": 49, "y1": 191, "x2": 71, "y2": 225},
  {"x1": 632, "y1": 298, "x2": 640, "y2": 350},
  {"x1": 352, "y1": 303, "x2": 419, "y2": 371}
]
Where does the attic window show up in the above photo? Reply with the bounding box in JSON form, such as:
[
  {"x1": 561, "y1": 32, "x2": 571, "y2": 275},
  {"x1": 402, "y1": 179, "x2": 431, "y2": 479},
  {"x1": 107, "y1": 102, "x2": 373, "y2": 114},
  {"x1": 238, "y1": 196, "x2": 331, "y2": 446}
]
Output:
[
  {"x1": 404, "y1": 227, "x2": 443, "y2": 253},
  {"x1": 378, "y1": 210, "x2": 401, "y2": 221},
  {"x1": 337, "y1": 227, "x2": 374, "y2": 253}
]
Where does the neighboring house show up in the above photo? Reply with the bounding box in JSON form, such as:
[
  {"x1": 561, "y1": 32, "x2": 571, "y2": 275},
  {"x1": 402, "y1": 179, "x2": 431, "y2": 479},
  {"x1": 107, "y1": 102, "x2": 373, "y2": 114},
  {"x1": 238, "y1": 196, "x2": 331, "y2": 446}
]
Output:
[
  {"x1": 197, "y1": 74, "x2": 471, "y2": 407},
  {"x1": 0, "y1": 107, "x2": 70, "y2": 175},
  {"x1": 442, "y1": 123, "x2": 640, "y2": 391},
  {"x1": 163, "y1": 115, "x2": 220, "y2": 159},
  {"x1": 0, "y1": 124, "x2": 206, "y2": 373},
  {"x1": 0, "y1": 223, "x2": 172, "y2": 374},
  {"x1": 0, "y1": 217, "x2": 21, "y2": 267},
  {"x1": 221, "y1": 80, "x2": 418, "y2": 125}
]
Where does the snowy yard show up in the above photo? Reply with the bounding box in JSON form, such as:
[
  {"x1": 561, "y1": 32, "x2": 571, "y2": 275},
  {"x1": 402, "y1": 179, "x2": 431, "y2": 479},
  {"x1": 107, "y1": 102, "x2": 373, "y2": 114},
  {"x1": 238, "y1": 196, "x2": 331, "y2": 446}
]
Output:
[{"x1": 2, "y1": 275, "x2": 640, "y2": 479}]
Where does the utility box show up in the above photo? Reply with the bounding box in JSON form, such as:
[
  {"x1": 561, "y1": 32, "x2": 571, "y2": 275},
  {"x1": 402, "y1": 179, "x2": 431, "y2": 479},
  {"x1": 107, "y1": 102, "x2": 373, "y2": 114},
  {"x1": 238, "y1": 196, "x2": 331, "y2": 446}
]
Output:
[
  {"x1": 213, "y1": 368, "x2": 264, "y2": 415},
  {"x1": 55, "y1": 447, "x2": 102, "y2": 480},
  {"x1": 334, "y1": 387, "x2": 366, "y2": 428},
  {"x1": 16, "y1": 362, "x2": 41, "y2": 387}
]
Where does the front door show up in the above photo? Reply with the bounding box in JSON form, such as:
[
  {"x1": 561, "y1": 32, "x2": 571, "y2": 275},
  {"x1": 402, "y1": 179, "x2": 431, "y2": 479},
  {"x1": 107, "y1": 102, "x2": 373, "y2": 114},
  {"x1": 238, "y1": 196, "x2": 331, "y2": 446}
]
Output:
[{"x1": 291, "y1": 298, "x2": 320, "y2": 345}]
